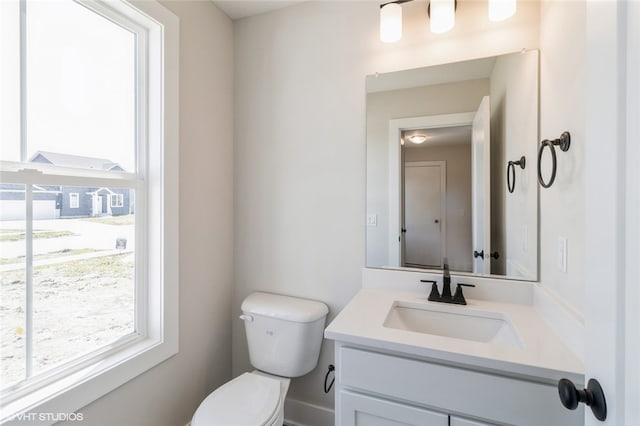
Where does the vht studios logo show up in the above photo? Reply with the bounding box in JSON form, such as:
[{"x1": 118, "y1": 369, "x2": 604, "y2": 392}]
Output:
[{"x1": 11, "y1": 412, "x2": 84, "y2": 422}]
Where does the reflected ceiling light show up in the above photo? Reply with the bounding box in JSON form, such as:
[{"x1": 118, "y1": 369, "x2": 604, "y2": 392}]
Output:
[
  {"x1": 429, "y1": 0, "x2": 456, "y2": 34},
  {"x1": 408, "y1": 134, "x2": 428, "y2": 144},
  {"x1": 488, "y1": 0, "x2": 516, "y2": 22},
  {"x1": 380, "y1": 2, "x2": 403, "y2": 43}
]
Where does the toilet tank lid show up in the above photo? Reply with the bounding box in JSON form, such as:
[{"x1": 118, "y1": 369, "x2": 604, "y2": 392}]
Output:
[{"x1": 241, "y1": 292, "x2": 329, "y2": 323}]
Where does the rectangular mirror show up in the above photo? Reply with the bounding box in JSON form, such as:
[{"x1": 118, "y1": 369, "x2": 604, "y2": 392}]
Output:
[{"x1": 366, "y1": 50, "x2": 538, "y2": 280}]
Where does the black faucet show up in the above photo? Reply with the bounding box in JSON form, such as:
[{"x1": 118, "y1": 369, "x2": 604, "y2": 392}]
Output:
[
  {"x1": 441, "y1": 262, "x2": 453, "y2": 300},
  {"x1": 420, "y1": 263, "x2": 475, "y2": 305}
]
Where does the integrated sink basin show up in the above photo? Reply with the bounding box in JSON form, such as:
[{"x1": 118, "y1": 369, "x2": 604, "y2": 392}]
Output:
[{"x1": 383, "y1": 301, "x2": 523, "y2": 349}]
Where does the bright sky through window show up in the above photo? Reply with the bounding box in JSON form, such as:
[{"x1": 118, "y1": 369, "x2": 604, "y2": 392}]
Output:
[{"x1": 1, "y1": 0, "x2": 136, "y2": 172}]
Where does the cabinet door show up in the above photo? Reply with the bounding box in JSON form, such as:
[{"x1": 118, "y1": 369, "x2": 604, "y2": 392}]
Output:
[
  {"x1": 340, "y1": 390, "x2": 448, "y2": 426},
  {"x1": 450, "y1": 416, "x2": 495, "y2": 426}
]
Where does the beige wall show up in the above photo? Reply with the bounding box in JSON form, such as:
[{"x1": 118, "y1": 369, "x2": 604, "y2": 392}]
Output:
[
  {"x1": 60, "y1": 2, "x2": 235, "y2": 425},
  {"x1": 405, "y1": 144, "x2": 473, "y2": 272}
]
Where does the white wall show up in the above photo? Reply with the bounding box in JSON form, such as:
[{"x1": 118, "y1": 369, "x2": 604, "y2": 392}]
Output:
[
  {"x1": 233, "y1": 0, "x2": 540, "y2": 422},
  {"x1": 489, "y1": 51, "x2": 539, "y2": 279},
  {"x1": 232, "y1": 2, "x2": 371, "y2": 415},
  {"x1": 539, "y1": 0, "x2": 586, "y2": 316},
  {"x1": 625, "y1": 4, "x2": 640, "y2": 423},
  {"x1": 59, "y1": 2, "x2": 235, "y2": 425}
]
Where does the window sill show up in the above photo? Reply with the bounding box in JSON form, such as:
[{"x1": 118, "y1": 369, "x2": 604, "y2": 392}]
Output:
[{"x1": 1, "y1": 336, "x2": 177, "y2": 425}]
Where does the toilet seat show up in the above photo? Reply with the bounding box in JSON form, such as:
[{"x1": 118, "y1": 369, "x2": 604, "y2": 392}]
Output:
[{"x1": 191, "y1": 372, "x2": 283, "y2": 426}]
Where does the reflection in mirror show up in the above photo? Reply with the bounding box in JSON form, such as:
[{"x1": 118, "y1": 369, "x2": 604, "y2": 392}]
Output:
[{"x1": 366, "y1": 51, "x2": 538, "y2": 280}]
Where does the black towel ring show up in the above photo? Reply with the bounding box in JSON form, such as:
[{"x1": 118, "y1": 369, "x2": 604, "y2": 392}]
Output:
[
  {"x1": 507, "y1": 156, "x2": 526, "y2": 193},
  {"x1": 538, "y1": 132, "x2": 571, "y2": 188}
]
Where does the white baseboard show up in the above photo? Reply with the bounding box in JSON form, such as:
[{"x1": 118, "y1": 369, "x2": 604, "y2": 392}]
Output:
[{"x1": 284, "y1": 398, "x2": 334, "y2": 426}]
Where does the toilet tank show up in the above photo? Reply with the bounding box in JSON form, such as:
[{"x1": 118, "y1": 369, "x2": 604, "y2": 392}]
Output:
[{"x1": 241, "y1": 292, "x2": 329, "y2": 378}]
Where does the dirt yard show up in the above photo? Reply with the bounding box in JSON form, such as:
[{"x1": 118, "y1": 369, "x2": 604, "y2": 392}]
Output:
[{"x1": 0, "y1": 217, "x2": 135, "y2": 389}]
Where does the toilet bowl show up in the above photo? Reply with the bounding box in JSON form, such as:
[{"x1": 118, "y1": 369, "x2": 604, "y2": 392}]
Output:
[
  {"x1": 191, "y1": 292, "x2": 328, "y2": 426},
  {"x1": 191, "y1": 371, "x2": 290, "y2": 426}
]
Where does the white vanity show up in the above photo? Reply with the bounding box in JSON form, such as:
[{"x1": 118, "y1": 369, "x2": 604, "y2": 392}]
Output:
[{"x1": 324, "y1": 283, "x2": 585, "y2": 426}]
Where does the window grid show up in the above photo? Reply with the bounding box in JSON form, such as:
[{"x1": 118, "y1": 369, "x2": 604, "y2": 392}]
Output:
[
  {"x1": 111, "y1": 193, "x2": 124, "y2": 208},
  {"x1": 0, "y1": 0, "x2": 178, "y2": 419},
  {"x1": 1, "y1": 0, "x2": 146, "y2": 400},
  {"x1": 69, "y1": 192, "x2": 79, "y2": 208}
]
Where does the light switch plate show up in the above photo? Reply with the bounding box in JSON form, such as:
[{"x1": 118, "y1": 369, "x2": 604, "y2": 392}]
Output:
[{"x1": 558, "y1": 237, "x2": 567, "y2": 272}]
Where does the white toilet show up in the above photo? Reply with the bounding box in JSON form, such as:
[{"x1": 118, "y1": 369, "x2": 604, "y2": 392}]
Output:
[{"x1": 191, "y1": 292, "x2": 329, "y2": 426}]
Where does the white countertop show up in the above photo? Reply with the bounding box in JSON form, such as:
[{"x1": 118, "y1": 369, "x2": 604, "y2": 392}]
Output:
[{"x1": 324, "y1": 288, "x2": 584, "y2": 383}]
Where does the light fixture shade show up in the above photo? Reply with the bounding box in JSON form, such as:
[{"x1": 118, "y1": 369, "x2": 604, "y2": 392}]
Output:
[
  {"x1": 488, "y1": 0, "x2": 516, "y2": 22},
  {"x1": 430, "y1": 0, "x2": 455, "y2": 34},
  {"x1": 408, "y1": 135, "x2": 428, "y2": 144},
  {"x1": 380, "y1": 3, "x2": 402, "y2": 43}
]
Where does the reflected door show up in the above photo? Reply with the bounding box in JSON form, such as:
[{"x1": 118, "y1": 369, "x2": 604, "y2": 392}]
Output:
[
  {"x1": 403, "y1": 161, "x2": 445, "y2": 268},
  {"x1": 472, "y1": 96, "x2": 491, "y2": 274}
]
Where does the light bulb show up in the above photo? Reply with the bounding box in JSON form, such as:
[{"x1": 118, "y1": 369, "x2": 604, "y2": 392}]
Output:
[
  {"x1": 489, "y1": 0, "x2": 516, "y2": 22},
  {"x1": 408, "y1": 135, "x2": 428, "y2": 144},
  {"x1": 430, "y1": 0, "x2": 455, "y2": 34},
  {"x1": 380, "y1": 3, "x2": 402, "y2": 43}
]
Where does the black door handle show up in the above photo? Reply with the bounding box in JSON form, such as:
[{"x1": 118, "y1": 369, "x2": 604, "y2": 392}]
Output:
[
  {"x1": 473, "y1": 250, "x2": 484, "y2": 259},
  {"x1": 558, "y1": 378, "x2": 607, "y2": 421}
]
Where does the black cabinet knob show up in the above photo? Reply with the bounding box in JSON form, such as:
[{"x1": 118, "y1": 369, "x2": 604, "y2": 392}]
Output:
[
  {"x1": 473, "y1": 250, "x2": 484, "y2": 259},
  {"x1": 558, "y1": 378, "x2": 607, "y2": 421}
]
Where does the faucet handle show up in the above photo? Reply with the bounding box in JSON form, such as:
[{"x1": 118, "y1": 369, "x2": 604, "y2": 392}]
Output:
[
  {"x1": 452, "y1": 283, "x2": 476, "y2": 305},
  {"x1": 420, "y1": 279, "x2": 440, "y2": 301}
]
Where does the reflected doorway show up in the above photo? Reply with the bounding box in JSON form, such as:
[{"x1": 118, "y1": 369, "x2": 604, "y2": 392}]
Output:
[
  {"x1": 402, "y1": 161, "x2": 445, "y2": 268},
  {"x1": 400, "y1": 125, "x2": 473, "y2": 272}
]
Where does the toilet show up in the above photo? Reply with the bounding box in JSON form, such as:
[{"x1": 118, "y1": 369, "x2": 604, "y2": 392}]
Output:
[{"x1": 191, "y1": 292, "x2": 329, "y2": 426}]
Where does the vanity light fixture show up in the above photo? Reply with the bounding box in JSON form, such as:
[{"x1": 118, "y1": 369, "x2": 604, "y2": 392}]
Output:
[
  {"x1": 379, "y1": 0, "x2": 516, "y2": 42},
  {"x1": 408, "y1": 134, "x2": 428, "y2": 144},
  {"x1": 488, "y1": 0, "x2": 516, "y2": 22}
]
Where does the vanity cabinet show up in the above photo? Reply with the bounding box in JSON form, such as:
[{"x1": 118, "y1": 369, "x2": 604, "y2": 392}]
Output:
[
  {"x1": 340, "y1": 391, "x2": 495, "y2": 426},
  {"x1": 340, "y1": 391, "x2": 449, "y2": 425},
  {"x1": 334, "y1": 344, "x2": 582, "y2": 426},
  {"x1": 450, "y1": 417, "x2": 494, "y2": 426}
]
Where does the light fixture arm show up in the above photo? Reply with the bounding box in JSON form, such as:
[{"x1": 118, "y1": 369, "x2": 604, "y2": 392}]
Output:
[
  {"x1": 380, "y1": 0, "x2": 414, "y2": 9},
  {"x1": 427, "y1": 0, "x2": 458, "y2": 17}
]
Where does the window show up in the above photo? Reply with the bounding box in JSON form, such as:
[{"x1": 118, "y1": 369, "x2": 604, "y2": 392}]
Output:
[
  {"x1": 69, "y1": 193, "x2": 79, "y2": 209},
  {"x1": 110, "y1": 193, "x2": 124, "y2": 208},
  {"x1": 0, "y1": 0, "x2": 178, "y2": 421}
]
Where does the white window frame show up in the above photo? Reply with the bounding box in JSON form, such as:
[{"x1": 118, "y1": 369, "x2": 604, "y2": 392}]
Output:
[
  {"x1": 110, "y1": 193, "x2": 123, "y2": 208},
  {"x1": 68, "y1": 192, "x2": 79, "y2": 209},
  {"x1": 0, "y1": 1, "x2": 178, "y2": 423}
]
